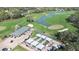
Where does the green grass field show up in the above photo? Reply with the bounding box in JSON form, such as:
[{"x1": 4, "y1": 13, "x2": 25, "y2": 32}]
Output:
[
  {"x1": 46, "y1": 11, "x2": 77, "y2": 32},
  {"x1": 33, "y1": 11, "x2": 77, "y2": 35},
  {"x1": 0, "y1": 11, "x2": 76, "y2": 39},
  {"x1": 0, "y1": 17, "x2": 28, "y2": 38},
  {"x1": 0, "y1": 13, "x2": 43, "y2": 38}
]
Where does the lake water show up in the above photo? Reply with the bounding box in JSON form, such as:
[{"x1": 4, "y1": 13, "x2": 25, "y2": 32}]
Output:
[{"x1": 36, "y1": 11, "x2": 62, "y2": 27}]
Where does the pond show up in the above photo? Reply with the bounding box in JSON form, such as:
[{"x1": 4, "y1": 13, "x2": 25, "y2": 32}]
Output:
[{"x1": 36, "y1": 11, "x2": 59, "y2": 27}]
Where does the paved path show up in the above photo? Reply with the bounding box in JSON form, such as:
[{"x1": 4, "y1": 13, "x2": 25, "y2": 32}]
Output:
[{"x1": 0, "y1": 29, "x2": 32, "y2": 50}]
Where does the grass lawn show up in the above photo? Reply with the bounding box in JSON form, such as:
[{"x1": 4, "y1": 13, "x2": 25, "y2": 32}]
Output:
[
  {"x1": 13, "y1": 45, "x2": 27, "y2": 51},
  {"x1": 46, "y1": 11, "x2": 77, "y2": 32},
  {"x1": 0, "y1": 11, "x2": 77, "y2": 39},
  {"x1": 0, "y1": 17, "x2": 28, "y2": 38},
  {"x1": 33, "y1": 22, "x2": 56, "y2": 35},
  {"x1": 32, "y1": 11, "x2": 77, "y2": 36},
  {"x1": 0, "y1": 12, "x2": 44, "y2": 38}
]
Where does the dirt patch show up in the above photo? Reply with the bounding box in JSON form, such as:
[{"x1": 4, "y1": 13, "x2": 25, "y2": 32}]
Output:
[
  {"x1": 48, "y1": 24, "x2": 64, "y2": 30},
  {"x1": 0, "y1": 26, "x2": 6, "y2": 31}
]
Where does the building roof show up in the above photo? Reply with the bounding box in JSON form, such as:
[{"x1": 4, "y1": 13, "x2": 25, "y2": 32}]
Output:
[
  {"x1": 26, "y1": 38, "x2": 34, "y2": 44},
  {"x1": 36, "y1": 34, "x2": 41, "y2": 37},
  {"x1": 31, "y1": 41, "x2": 39, "y2": 46},
  {"x1": 36, "y1": 44, "x2": 45, "y2": 50},
  {"x1": 36, "y1": 34, "x2": 52, "y2": 41},
  {"x1": 36, "y1": 34, "x2": 46, "y2": 39},
  {"x1": 12, "y1": 27, "x2": 29, "y2": 37},
  {"x1": 41, "y1": 35, "x2": 46, "y2": 39},
  {"x1": 45, "y1": 37, "x2": 52, "y2": 41}
]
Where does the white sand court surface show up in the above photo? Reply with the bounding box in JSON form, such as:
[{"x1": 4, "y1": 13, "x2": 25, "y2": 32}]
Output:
[{"x1": 48, "y1": 24, "x2": 64, "y2": 30}]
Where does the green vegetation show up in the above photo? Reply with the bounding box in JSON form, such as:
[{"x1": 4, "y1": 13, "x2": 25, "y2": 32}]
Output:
[
  {"x1": 38, "y1": 39, "x2": 44, "y2": 43},
  {"x1": 33, "y1": 22, "x2": 55, "y2": 34},
  {"x1": 32, "y1": 11, "x2": 76, "y2": 37},
  {"x1": 0, "y1": 8, "x2": 78, "y2": 51},
  {"x1": 0, "y1": 17, "x2": 28, "y2": 38},
  {"x1": 0, "y1": 12, "x2": 43, "y2": 38},
  {"x1": 0, "y1": 11, "x2": 76, "y2": 40},
  {"x1": 46, "y1": 11, "x2": 77, "y2": 32},
  {"x1": 13, "y1": 45, "x2": 27, "y2": 51},
  {"x1": 43, "y1": 41, "x2": 49, "y2": 45}
]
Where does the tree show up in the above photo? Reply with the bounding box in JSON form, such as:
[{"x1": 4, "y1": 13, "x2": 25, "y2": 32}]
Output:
[{"x1": 26, "y1": 10, "x2": 34, "y2": 23}]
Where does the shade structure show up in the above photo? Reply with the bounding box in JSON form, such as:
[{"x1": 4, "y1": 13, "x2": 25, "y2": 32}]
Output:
[
  {"x1": 45, "y1": 37, "x2": 52, "y2": 41},
  {"x1": 36, "y1": 34, "x2": 41, "y2": 37},
  {"x1": 31, "y1": 41, "x2": 39, "y2": 46},
  {"x1": 26, "y1": 38, "x2": 34, "y2": 44},
  {"x1": 36, "y1": 34, "x2": 46, "y2": 39},
  {"x1": 36, "y1": 44, "x2": 45, "y2": 50},
  {"x1": 12, "y1": 27, "x2": 29, "y2": 37},
  {"x1": 36, "y1": 34, "x2": 52, "y2": 41}
]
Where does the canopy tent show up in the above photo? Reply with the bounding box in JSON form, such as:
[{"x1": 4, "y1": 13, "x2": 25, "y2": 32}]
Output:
[
  {"x1": 26, "y1": 38, "x2": 34, "y2": 44},
  {"x1": 31, "y1": 41, "x2": 39, "y2": 46},
  {"x1": 45, "y1": 37, "x2": 52, "y2": 41},
  {"x1": 36, "y1": 34, "x2": 52, "y2": 41},
  {"x1": 36, "y1": 44, "x2": 45, "y2": 50}
]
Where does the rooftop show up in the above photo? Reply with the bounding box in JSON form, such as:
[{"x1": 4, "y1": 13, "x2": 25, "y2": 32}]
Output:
[
  {"x1": 26, "y1": 38, "x2": 34, "y2": 44},
  {"x1": 36, "y1": 44, "x2": 45, "y2": 50},
  {"x1": 31, "y1": 41, "x2": 39, "y2": 46},
  {"x1": 36, "y1": 34, "x2": 52, "y2": 41},
  {"x1": 12, "y1": 26, "x2": 29, "y2": 37}
]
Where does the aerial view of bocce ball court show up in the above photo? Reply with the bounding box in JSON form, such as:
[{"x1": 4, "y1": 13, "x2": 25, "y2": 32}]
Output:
[{"x1": 0, "y1": 8, "x2": 78, "y2": 51}]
